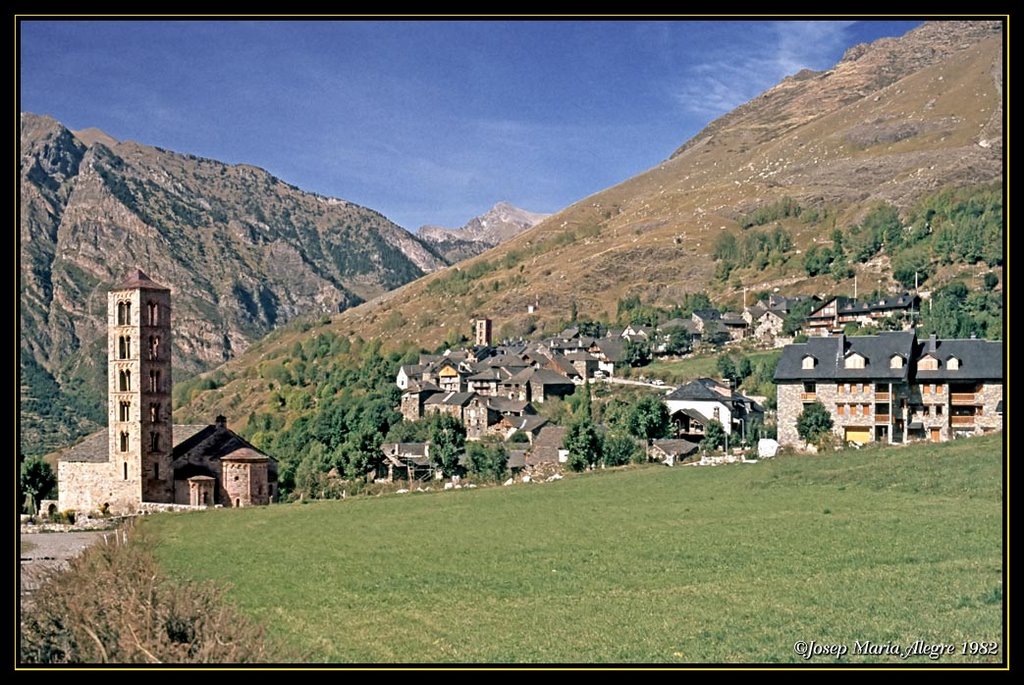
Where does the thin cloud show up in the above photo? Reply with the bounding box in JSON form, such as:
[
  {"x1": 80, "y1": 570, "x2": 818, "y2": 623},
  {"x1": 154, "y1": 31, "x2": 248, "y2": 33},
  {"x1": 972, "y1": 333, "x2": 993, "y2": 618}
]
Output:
[{"x1": 672, "y1": 21, "x2": 856, "y2": 118}]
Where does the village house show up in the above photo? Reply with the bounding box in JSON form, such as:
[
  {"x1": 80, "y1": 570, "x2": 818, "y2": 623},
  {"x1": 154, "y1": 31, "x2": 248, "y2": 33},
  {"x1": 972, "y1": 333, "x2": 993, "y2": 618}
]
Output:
[
  {"x1": 423, "y1": 392, "x2": 493, "y2": 439},
  {"x1": 588, "y1": 338, "x2": 627, "y2": 376},
  {"x1": 803, "y1": 294, "x2": 919, "y2": 337},
  {"x1": 663, "y1": 378, "x2": 763, "y2": 442},
  {"x1": 55, "y1": 270, "x2": 276, "y2": 515},
  {"x1": 774, "y1": 331, "x2": 1002, "y2": 447}
]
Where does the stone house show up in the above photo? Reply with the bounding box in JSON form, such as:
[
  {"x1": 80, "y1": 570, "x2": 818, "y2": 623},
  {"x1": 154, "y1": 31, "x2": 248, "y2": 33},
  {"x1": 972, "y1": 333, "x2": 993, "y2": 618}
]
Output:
[
  {"x1": 803, "y1": 294, "x2": 918, "y2": 337},
  {"x1": 774, "y1": 332, "x2": 1002, "y2": 446},
  {"x1": 423, "y1": 391, "x2": 493, "y2": 439}
]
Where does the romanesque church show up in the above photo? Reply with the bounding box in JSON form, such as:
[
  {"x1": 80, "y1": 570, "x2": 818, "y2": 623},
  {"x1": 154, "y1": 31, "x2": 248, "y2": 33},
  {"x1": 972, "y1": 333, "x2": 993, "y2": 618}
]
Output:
[{"x1": 56, "y1": 270, "x2": 276, "y2": 514}]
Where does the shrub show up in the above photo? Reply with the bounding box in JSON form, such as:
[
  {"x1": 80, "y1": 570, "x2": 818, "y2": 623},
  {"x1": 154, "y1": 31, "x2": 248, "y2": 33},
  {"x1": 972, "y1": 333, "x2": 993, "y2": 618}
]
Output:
[{"x1": 20, "y1": 522, "x2": 280, "y2": 663}]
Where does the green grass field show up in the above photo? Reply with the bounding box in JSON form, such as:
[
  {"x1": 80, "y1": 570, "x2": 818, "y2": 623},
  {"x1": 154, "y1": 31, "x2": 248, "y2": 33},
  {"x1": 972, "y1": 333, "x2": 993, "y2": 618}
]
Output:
[
  {"x1": 143, "y1": 433, "x2": 1004, "y2": 664},
  {"x1": 645, "y1": 349, "x2": 779, "y2": 385}
]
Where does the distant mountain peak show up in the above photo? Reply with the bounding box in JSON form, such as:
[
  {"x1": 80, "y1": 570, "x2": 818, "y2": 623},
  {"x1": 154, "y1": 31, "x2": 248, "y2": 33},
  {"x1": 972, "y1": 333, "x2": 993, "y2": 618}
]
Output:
[{"x1": 417, "y1": 202, "x2": 549, "y2": 262}]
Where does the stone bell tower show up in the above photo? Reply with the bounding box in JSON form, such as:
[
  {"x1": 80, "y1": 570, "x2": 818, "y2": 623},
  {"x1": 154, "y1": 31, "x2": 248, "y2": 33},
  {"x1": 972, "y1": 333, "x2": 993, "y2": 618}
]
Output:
[{"x1": 107, "y1": 269, "x2": 174, "y2": 505}]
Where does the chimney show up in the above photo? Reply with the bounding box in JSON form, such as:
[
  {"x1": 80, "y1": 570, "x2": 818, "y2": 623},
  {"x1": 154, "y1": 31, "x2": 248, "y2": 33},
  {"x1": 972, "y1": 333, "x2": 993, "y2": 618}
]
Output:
[
  {"x1": 928, "y1": 333, "x2": 937, "y2": 352},
  {"x1": 215, "y1": 415, "x2": 227, "y2": 429}
]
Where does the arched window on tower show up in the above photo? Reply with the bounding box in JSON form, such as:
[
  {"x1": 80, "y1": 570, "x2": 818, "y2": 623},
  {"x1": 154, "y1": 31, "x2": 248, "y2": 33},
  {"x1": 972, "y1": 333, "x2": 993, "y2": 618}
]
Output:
[
  {"x1": 119, "y1": 370, "x2": 131, "y2": 392},
  {"x1": 150, "y1": 432, "x2": 160, "y2": 451},
  {"x1": 150, "y1": 403, "x2": 160, "y2": 423},
  {"x1": 118, "y1": 301, "x2": 131, "y2": 325},
  {"x1": 149, "y1": 336, "x2": 159, "y2": 360},
  {"x1": 118, "y1": 336, "x2": 131, "y2": 360},
  {"x1": 119, "y1": 401, "x2": 130, "y2": 422},
  {"x1": 120, "y1": 432, "x2": 129, "y2": 452},
  {"x1": 147, "y1": 301, "x2": 159, "y2": 326},
  {"x1": 123, "y1": 462, "x2": 128, "y2": 480},
  {"x1": 149, "y1": 369, "x2": 161, "y2": 393}
]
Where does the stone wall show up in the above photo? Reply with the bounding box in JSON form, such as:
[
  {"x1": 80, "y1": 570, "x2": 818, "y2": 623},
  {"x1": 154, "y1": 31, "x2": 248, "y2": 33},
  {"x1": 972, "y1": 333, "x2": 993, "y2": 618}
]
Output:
[
  {"x1": 57, "y1": 460, "x2": 140, "y2": 515},
  {"x1": 776, "y1": 384, "x2": 803, "y2": 447}
]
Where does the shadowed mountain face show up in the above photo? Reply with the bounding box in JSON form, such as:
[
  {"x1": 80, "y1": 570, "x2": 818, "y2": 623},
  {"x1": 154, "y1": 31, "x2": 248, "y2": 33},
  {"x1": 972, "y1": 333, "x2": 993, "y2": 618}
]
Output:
[
  {"x1": 19, "y1": 113, "x2": 448, "y2": 456},
  {"x1": 417, "y1": 202, "x2": 550, "y2": 262}
]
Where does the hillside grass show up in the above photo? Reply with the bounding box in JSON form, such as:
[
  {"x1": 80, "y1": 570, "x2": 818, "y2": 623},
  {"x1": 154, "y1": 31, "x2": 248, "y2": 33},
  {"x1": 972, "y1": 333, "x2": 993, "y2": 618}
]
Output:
[
  {"x1": 645, "y1": 348, "x2": 779, "y2": 385},
  {"x1": 143, "y1": 433, "x2": 1004, "y2": 664}
]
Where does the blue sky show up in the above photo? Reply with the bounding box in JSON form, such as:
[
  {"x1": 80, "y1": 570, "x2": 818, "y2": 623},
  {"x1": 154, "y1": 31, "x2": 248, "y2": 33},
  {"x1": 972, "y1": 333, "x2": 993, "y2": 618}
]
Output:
[{"x1": 20, "y1": 19, "x2": 922, "y2": 230}]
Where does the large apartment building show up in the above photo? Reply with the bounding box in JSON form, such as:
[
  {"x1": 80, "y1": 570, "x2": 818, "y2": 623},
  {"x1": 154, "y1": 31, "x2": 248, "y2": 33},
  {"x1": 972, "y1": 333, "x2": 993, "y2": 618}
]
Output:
[{"x1": 775, "y1": 331, "x2": 1002, "y2": 447}]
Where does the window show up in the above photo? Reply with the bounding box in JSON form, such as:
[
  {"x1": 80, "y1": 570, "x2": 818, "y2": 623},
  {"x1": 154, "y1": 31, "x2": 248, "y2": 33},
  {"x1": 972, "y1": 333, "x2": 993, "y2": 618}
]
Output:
[
  {"x1": 845, "y1": 354, "x2": 866, "y2": 369},
  {"x1": 713, "y1": 407, "x2": 721, "y2": 420},
  {"x1": 948, "y1": 357, "x2": 960, "y2": 371},
  {"x1": 154, "y1": 463, "x2": 159, "y2": 479},
  {"x1": 120, "y1": 432, "x2": 129, "y2": 452},
  {"x1": 936, "y1": 405, "x2": 943, "y2": 416},
  {"x1": 149, "y1": 336, "x2": 159, "y2": 360},
  {"x1": 117, "y1": 301, "x2": 131, "y2": 325},
  {"x1": 150, "y1": 403, "x2": 160, "y2": 423},
  {"x1": 837, "y1": 404, "x2": 846, "y2": 416},
  {"x1": 863, "y1": 404, "x2": 871, "y2": 416},
  {"x1": 118, "y1": 336, "x2": 131, "y2": 359},
  {"x1": 851, "y1": 404, "x2": 859, "y2": 416},
  {"x1": 150, "y1": 432, "x2": 160, "y2": 451},
  {"x1": 123, "y1": 462, "x2": 128, "y2": 480},
  {"x1": 147, "y1": 301, "x2": 159, "y2": 325},
  {"x1": 119, "y1": 401, "x2": 130, "y2": 422},
  {"x1": 936, "y1": 385, "x2": 944, "y2": 395},
  {"x1": 890, "y1": 355, "x2": 904, "y2": 369},
  {"x1": 149, "y1": 370, "x2": 161, "y2": 393},
  {"x1": 802, "y1": 355, "x2": 816, "y2": 370},
  {"x1": 803, "y1": 382, "x2": 816, "y2": 393},
  {"x1": 845, "y1": 383, "x2": 851, "y2": 394},
  {"x1": 119, "y1": 370, "x2": 131, "y2": 391},
  {"x1": 930, "y1": 384, "x2": 937, "y2": 395},
  {"x1": 919, "y1": 356, "x2": 939, "y2": 371}
]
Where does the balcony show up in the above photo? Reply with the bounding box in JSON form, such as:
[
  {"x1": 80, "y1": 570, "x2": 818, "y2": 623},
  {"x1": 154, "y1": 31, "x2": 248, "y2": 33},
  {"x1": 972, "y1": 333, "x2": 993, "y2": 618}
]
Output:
[
  {"x1": 951, "y1": 393, "x2": 977, "y2": 404},
  {"x1": 875, "y1": 392, "x2": 890, "y2": 401},
  {"x1": 951, "y1": 415, "x2": 977, "y2": 427},
  {"x1": 875, "y1": 414, "x2": 891, "y2": 423}
]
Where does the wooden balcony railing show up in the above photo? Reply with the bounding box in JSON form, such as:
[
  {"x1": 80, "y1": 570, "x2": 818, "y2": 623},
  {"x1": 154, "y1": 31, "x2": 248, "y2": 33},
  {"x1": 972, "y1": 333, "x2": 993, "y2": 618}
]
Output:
[
  {"x1": 875, "y1": 414, "x2": 891, "y2": 423},
  {"x1": 801, "y1": 393, "x2": 816, "y2": 401},
  {"x1": 875, "y1": 392, "x2": 890, "y2": 401},
  {"x1": 950, "y1": 393, "x2": 977, "y2": 404},
  {"x1": 951, "y1": 415, "x2": 977, "y2": 427}
]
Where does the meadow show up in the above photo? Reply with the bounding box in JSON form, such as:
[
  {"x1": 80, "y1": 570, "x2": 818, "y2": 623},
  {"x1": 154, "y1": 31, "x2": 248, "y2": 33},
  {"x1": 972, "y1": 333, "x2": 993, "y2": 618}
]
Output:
[{"x1": 143, "y1": 433, "x2": 1004, "y2": 664}]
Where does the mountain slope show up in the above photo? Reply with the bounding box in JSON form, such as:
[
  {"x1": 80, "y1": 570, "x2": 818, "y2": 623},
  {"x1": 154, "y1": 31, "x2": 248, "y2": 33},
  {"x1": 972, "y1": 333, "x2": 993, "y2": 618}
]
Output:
[
  {"x1": 19, "y1": 114, "x2": 447, "y2": 455},
  {"x1": 174, "y1": 20, "x2": 1003, "y2": 430},
  {"x1": 417, "y1": 202, "x2": 549, "y2": 262}
]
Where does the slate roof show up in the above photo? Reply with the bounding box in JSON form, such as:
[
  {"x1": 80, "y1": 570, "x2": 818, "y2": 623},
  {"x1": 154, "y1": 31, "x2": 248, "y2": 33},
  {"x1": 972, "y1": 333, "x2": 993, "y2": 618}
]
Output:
[
  {"x1": 670, "y1": 407, "x2": 710, "y2": 424},
  {"x1": 172, "y1": 424, "x2": 276, "y2": 463},
  {"x1": 692, "y1": 309, "x2": 721, "y2": 321},
  {"x1": 528, "y1": 368, "x2": 576, "y2": 386},
  {"x1": 467, "y1": 367, "x2": 511, "y2": 382},
  {"x1": 720, "y1": 312, "x2": 748, "y2": 325},
  {"x1": 53, "y1": 430, "x2": 109, "y2": 463},
  {"x1": 590, "y1": 338, "x2": 626, "y2": 363},
  {"x1": 57, "y1": 424, "x2": 209, "y2": 463},
  {"x1": 487, "y1": 398, "x2": 531, "y2": 414},
  {"x1": 504, "y1": 415, "x2": 548, "y2": 433},
  {"x1": 424, "y1": 391, "x2": 478, "y2": 407},
  {"x1": 774, "y1": 331, "x2": 918, "y2": 382},
  {"x1": 381, "y1": 442, "x2": 430, "y2": 459},
  {"x1": 114, "y1": 269, "x2": 170, "y2": 291},
  {"x1": 651, "y1": 439, "x2": 700, "y2": 458},
  {"x1": 507, "y1": 450, "x2": 528, "y2": 469},
  {"x1": 665, "y1": 381, "x2": 730, "y2": 402},
  {"x1": 911, "y1": 337, "x2": 1003, "y2": 381},
  {"x1": 527, "y1": 425, "x2": 567, "y2": 465}
]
